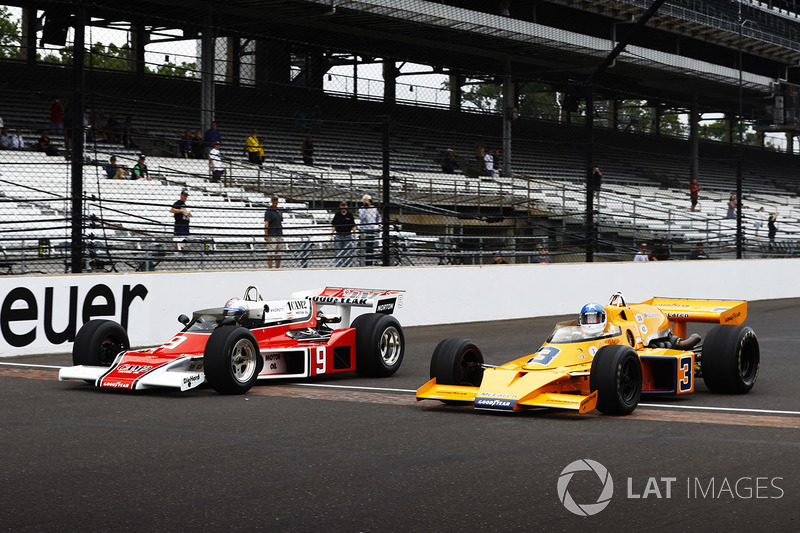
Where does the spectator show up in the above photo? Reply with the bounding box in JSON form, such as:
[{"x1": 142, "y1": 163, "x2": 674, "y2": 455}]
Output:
[
  {"x1": 591, "y1": 165, "x2": 602, "y2": 200},
  {"x1": 49, "y1": 98, "x2": 64, "y2": 135},
  {"x1": 10, "y1": 128, "x2": 25, "y2": 150},
  {"x1": 331, "y1": 201, "x2": 356, "y2": 267},
  {"x1": 131, "y1": 154, "x2": 151, "y2": 180},
  {"x1": 633, "y1": 242, "x2": 650, "y2": 262},
  {"x1": 191, "y1": 130, "x2": 204, "y2": 159},
  {"x1": 652, "y1": 239, "x2": 670, "y2": 261},
  {"x1": 301, "y1": 136, "x2": 314, "y2": 165},
  {"x1": 754, "y1": 206, "x2": 766, "y2": 239},
  {"x1": 170, "y1": 189, "x2": 192, "y2": 255},
  {"x1": 726, "y1": 194, "x2": 736, "y2": 219},
  {"x1": 441, "y1": 148, "x2": 458, "y2": 174},
  {"x1": 203, "y1": 121, "x2": 221, "y2": 154},
  {"x1": 768, "y1": 212, "x2": 779, "y2": 250},
  {"x1": 358, "y1": 194, "x2": 382, "y2": 266},
  {"x1": 492, "y1": 149, "x2": 502, "y2": 177},
  {"x1": 532, "y1": 247, "x2": 550, "y2": 264},
  {"x1": 208, "y1": 141, "x2": 224, "y2": 182},
  {"x1": 483, "y1": 149, "x2": 494, "y2": 178},
  {"x1": 245, "y1": 129, "x2": 263, "y2": 166},
  {"x1": 492, "y1": 251, "x2": 507, "y2": 264},
  {"x1": 0, "y1": 127, "x2": 10, "y2": 149},
  {"x1": 688, "y1": 243, "x2": 708, "y2": 260},
  {"x1": 104, "y1": 156, "x2": 127, "y2": 179},
  {"x1": 689, "y1": 178, "x2": 701, "y2": 212},
  {"x1": 36, "y1": 130, "x2": 59, "y2": 156},
  {"x1": 264, "y1": 195, "x2": 285, "y2": 269},
  {"x1": 179, "y1": 129, "x2": 192, "y2": 159}
]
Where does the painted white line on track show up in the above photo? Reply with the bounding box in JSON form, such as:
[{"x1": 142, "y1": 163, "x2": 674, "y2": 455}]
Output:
[
  {"x1": 638, "y1": 403, "x2": 800, "y2": 416},
  {"x1": 0, "y1": 362, "x2": 64, "y2": 370},
  {"x1": 295, "y1": 382, "x2": 417, "y2": 394}
]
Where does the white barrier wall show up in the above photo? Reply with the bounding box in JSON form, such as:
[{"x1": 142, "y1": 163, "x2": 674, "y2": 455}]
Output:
[{"x1": 1, "y1": 258, "x2": 798, "y2": 357}]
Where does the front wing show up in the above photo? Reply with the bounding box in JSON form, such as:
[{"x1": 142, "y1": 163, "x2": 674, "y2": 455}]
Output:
[{"x1": 59, "y1": 354, "x2": 204, "y2": 392}]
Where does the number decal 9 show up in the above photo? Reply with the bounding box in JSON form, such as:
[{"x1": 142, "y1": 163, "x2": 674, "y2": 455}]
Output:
[{"x1": 315, "y1": 346, "x2": 327, "y2": 375}]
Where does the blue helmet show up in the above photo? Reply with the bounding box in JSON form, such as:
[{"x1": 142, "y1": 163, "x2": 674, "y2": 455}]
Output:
[{"x1": 579, "y1": 302, "x2": 606, "y2": 335}]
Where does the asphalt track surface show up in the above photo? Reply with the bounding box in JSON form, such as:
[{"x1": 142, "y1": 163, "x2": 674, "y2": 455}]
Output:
[{"x1": 1, "y1": 298, "x2": 799, "y2": 532}]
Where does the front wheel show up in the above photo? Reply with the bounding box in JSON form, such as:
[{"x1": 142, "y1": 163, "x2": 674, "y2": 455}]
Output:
[
  {"x1": 430, "y1": 338, "x2": 484, "y2": 386},
  {"x1": 590, "y1": 345, "x2": 642, "y2": 415},
  {"x1": 73, "y1": 319, "x2": 130, "y2": 366},
  {"x1": 352, "y1": 313, "x2": 405, "y2": 377},
  {"x1": 701, "y1": 325, "x2": 759, "y2": 394},
  {"x1": 204, "y1": 326, "x2": 262, "y2": 394}
]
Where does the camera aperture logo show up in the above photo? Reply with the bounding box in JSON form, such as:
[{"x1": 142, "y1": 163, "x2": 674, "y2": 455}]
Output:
[{"x1": 557, "y1": 459, "x2": 614, "y2": 516}]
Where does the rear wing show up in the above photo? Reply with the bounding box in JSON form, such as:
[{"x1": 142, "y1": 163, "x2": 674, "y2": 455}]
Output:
[
  {"x1": 292, "y1": 287, "x2": 404, "y2": 326},
  {"x1": 643, "y1": 297, "x2": 747, "y2": 337}
]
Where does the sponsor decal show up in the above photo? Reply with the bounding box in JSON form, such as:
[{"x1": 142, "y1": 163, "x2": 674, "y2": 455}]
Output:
[
  {"x1": 375, "y1": 297, "x2": 397, "y2": 314},
  {"x1": 666, "y1": 312, "x2": 690, "y2": 319},
  {"x1": 642, "y1": 312, "x2": 661, "y2": 319},
  {"x1": 475, "y1": 397, "x2": 515, "y2": 410},
  {"x1": 313, "y1": 296, "x2": 369, "y2": 305},
  {"x1": 101, "y1": 381, "x2": 132, "y2": 389},
  {"x1": 639, "y1": 324, "x2": 648, "y2": 335},
  {"x1": 287, "y1": 300, "x2": 308, "y2": 311},
  {"x1": 635, "y1": 313, "x2": 644, "y2": 323},
  {"x1": 724, "y1": 311, "x2": 741, "y2": 323},
  {"x1": 182, "y1": 374, "x2": 202, "y2": 387},
  {"x1": 116, "y1": 364, "x2": 152, "y2": 374},
  {"x1": 588, "y1": 346, "x2": 597, "y2": 357},
  {"x1": 0, "y1": 284, "x2": 147, "y2": 348}
]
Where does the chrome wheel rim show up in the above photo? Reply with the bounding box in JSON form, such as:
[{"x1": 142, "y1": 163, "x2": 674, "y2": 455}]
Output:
[
  {"x1": 379, "y1": 326, "x2": 402, "y2": 366},
  {"x1": 230, "y1": 338, "x2": 257, "y2": 383}
]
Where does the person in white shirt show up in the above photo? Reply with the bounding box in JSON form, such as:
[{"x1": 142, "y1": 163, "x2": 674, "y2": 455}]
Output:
[
  {"x1": 358, "y1": 194, "x2": 382, "y2": 266},
  {"x1": 10, "y1": 128, "x2": 25, "y2": 150},
  {"x1": 633, "y1": 242, "x2": 650, "y2": 262},
  {"x1": 209, "y1": 141, "x2": 224, "y2": 182}
]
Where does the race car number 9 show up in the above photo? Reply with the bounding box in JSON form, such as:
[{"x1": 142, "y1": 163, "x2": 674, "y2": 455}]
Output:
[{"x1": 315, "y1": 346, "x2": 327, "y2": 374}]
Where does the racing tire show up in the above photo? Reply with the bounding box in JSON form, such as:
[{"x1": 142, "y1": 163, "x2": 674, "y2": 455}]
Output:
[
  {"x1": 352, "y1": 313, "x2": 404, "y2": 377},
  {"x1": 590, "y1": 345, "x2": 642, "y2": 416},
  {"x1": 204, "y1": 326, "x2": 262, "y2": 394},
  {"x1": 430, "y1": 338, "x2": 484, "y2": 387},
  {"x1": 72, "y1": 319, "x2": 130, "y2": 367},
  {"x1": 701, "y1": 325, "x2": 759, "y2": 394}
]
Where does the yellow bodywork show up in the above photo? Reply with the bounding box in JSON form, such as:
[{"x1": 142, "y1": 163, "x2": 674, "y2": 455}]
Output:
[{"x1": 416, "y1": 296, "x2": 748, "y2": 413}]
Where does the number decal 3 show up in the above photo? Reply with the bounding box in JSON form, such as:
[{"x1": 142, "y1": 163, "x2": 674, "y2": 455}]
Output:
[
  {"x1": 678, "y1": 356, "x2": 693, "y2": 392},
  {"x1": 315, "y1": 346, "x2": 327, "y2": 375}
]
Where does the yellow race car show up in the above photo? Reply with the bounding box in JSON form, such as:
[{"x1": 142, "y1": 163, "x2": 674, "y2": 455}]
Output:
[{"x1": 416, "y1": 293, "x2": 759, "y2": 415}]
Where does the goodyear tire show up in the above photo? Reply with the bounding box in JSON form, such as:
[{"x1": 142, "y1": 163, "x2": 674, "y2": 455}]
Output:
[
  {"x1": 73, "y1": 319, "x2": 129, "y2": 366},
  {"x1": 430, "y1": 338, "x2": 484, "y2": 387},
  {"x1": 590, "y1": 345, "x2": 642, "y2": 415},
  {"x1": 204, "y1": 326, "x2": 262, "y2": 394},
  {"x1": 352, "y1": 313, "x2": 404, "y2": 377},
  {"x1": 701, "y1": 325, "x2": 759, "y2": 394}
]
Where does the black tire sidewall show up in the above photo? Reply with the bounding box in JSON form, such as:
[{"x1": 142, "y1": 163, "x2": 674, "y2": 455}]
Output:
[
  {"x1": 430, "y1": 338, "x2": 484, "y2": 386},
  {"x1": 352, "y1": 313, "x2": 405, "y2": 377},
  {"x1": 204, "y1": 326, "x2": 260, "y2": 394},
  {"x1": 73, "y1": 319, "x2": 130, "y2": 366},
  {"x1": 702, "y1": 325, "x2": 760, "y2": 394},
  {"x1": 590, "y1": 344, "x2": 642, "y2": 415}
]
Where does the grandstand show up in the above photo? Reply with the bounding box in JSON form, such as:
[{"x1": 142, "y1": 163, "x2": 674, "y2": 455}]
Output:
[{"x1": 1, "y1": 0, "x2": 800, "y2": 274}]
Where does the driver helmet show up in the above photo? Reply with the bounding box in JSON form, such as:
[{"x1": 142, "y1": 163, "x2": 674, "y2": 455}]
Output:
[
  {"x1": 579, "y1": 302, "x2": 607, "y2": 336},
  {"x1": 223, "y1": 297, "x2": 247, "y2": 321}
]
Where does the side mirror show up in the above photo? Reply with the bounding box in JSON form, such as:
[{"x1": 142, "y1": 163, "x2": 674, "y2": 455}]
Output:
[{"x1": 178, "y1": 314, "x2": 190, "y2": 325}]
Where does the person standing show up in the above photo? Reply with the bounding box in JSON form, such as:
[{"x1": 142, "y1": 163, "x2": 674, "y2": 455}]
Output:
[
  {"x1": 633, "y1": 242, "x2": 650, "y2": 262},
  {"x1": 331, "y1": 201, "x2": 356, "y2": 267},
  {"x1": 358, "y1": 194, "x2": 381, "y2": 266},
  {"x1": 689, "y1": 178, "x2": 701, "y2": 212},
  {"x1": 726, "y1": 194, "x2": 736, "y2": 219},
  {"x1": 754, "y1": 206, "x2": 766, "y2": 238},
  {"x1": 179, "y1": 129, "x2": 192, "y2": 158},
  {"x1": 768, "y1": 212, "x2": 779, "y2": 250},
  {"x1": 688, "y1": 243, "x2": 708, "y2": 260},
  {"x1": 170, "y1": 190, "x2": 192, "y2": 255},
  {"x1": 208, "y1": 141, "x2": 224, "y2": 182},
  {"x1": 591, "y1": 165, "x2": 602, "y2": 201},
  {"x1": 203, "y1": 121, "x2": 221, "y2": 154},
  {"x1": 246, "y1": 129, "x2": 263, "y2": 166},
  {"x1": 264, "y1": 196, "x2": 285, "y2": 268},
  {"x1": 49, "y1": 99, "x2": 64, "y2": 135}
]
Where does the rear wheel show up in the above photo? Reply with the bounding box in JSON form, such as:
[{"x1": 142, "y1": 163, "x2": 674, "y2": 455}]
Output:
[
  {"x1": 352, "y1": 313, "x2": 405, "y2": 377},
  {"x1": 204, "y1": 326, "x2": 262, "y2": 394},
  {"x1": 590, "y1": 345, "x2": 642, "y2": 415},
  {"x1": 73, "y1": 319, "x2": 129, "y2": 366},
  {"x1": 430, "y1": 338, "x2": 484, "y2": 386},
  {"x1": 701, "y1": 325, "x2": 759, "y2": 394}
]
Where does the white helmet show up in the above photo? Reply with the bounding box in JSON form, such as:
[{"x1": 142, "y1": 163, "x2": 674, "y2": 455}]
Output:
[
  {"x1": 223, "y1": 297, "x2": 247, "y2": 321},
  {"x1": 579, "y1": 302, "x2": 607, "y2": 336}
]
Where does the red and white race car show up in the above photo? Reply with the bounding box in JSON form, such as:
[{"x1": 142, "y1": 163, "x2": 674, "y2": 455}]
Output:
[{"x1": 59, "y1": 286, "x2": 405, "y2": 394}]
